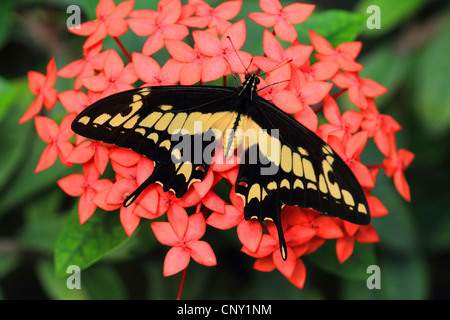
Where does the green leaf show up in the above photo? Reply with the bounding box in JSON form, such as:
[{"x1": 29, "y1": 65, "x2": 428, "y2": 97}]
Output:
[
  {"x1": 19, "y1": 190, "x2": 66, "y2": 253},
  {"x1": 411, "y1": 13, "x2": 450, "y2": 136},
  {"x1": 54, "y1": 202, "x2": 130, "y2": 277},
  {"x1": 355, "y1": 0, "x2": 428, "y2": 37},
  {"x1": 36, "y1": 259, "x2": 88, "y2": 300},
  {"x1": 295, "y1": 10, "x2": 367, "y2": 47},
  {"x1": 371, "y1": 174, "x2": 417, "y2": 252},
  {"x1": 37, "y1": 259, "x2": 128, "y2": 300},
  {"x1": 306, "y1": 240, "x2": 377, "y2": 281},
  {"x1": 77, "y1": 265, "x2": 129, "y2": 299},
  {"x1": 0, "y1": 0, "x2": 14, "y2": 50},
  {"x1": 0, "y1": 79, "x2": 34, "y2": 195}
]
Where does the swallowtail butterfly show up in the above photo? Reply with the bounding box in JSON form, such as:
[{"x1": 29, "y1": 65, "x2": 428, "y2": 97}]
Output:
[{"x1": 72, "y1": 73, "x2": 370, "y2": 259}]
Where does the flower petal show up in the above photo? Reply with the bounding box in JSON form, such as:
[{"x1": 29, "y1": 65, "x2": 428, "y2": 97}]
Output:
[
  {"x1": 188, "y1": 241, "x2": 217, "y2": 266},
  {"x1": 163, "y1": 246, "x2": 190, "y2": 277}
]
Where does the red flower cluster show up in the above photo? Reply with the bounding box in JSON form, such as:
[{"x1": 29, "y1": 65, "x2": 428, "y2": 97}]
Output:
[{"x1": 21, "y1": 0, "x2": 413, "y2": 289}]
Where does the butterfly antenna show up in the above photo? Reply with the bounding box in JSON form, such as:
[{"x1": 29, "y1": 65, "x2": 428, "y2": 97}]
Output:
[
  {"x1": 256, "y1": 59, "x2": 293, "y2": 92},
  {"x1": 256, "y1": 79, "x2": 291, "y2": 92},
  {"x1": 223, "y1": 56, "x2": 240, "y2": 86},
  {"x1": 226, "y1": 36, "x2": 253, "y2": 75}
]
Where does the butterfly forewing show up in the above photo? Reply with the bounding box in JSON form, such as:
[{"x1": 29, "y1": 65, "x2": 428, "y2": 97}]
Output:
[{"x1": 73, "y1": 85, "x2": 238, "y2": 197}]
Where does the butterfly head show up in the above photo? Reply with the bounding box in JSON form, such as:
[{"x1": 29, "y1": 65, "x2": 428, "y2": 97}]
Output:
[{"x1": 240, "y1": 73, "x2": 260, "y2": 101}]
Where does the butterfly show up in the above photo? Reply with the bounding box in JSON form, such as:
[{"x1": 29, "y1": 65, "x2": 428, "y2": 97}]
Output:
[{"x1": 72, "y1": 73, "x2": 370, "y2": 260}]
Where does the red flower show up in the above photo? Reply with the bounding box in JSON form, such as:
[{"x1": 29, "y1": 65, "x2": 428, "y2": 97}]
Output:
[
  {"x1": 20, "y1": 57, "x2": 57, "y2": 124},
  {"x1": 332, "y1": 71, "x2": 387, "y2": 109},
  {"x1": 165, "y1": 39, "x2": 209, "y2": 85},
  {"x1": 206, "y1": 188, "x2": 263, "y2": 253},
  {"x1": 241, "y1": 211, "x2": 317, "y2": 289},
  {"x1": 336, "y1": 222, "x2": 379, "y2": 263},
  {"x1": 193, "y1": 19, "x2": 252, "y2": 82},
  {"x1": 361, "y1": 99, "x2": 401, "y2": 156},
  {"x1": 151, "y1": 211, "x2": 217, "y2": 276},
  {"x1": 34, "y1": 113, "x2": 76, "y2": 172},
  {"x1": 128, "y1": 0, "x2": 189, "y2": 56},
  {"x1": 82, "y1": 50, "x2": 138, "y2": 97},
  {"x1": 179, "y1": 0, "x2": 242, "y2": 35},
  {"x1": 132, "y1": 52, "x2": 183, "y2": 86},
  {"x1": 95, "y1": 148, "x2": 156, "y2": 235},
  {"x1": 149, "y1": 186, "x2": 202, "y2": 238},
  {"x1": 300, "y1": 59, "x2": 339, "y2": 82},
  {"x1": 319, "y1": 94, "x2": 363, "y2": 142},
  {"x1": 57, "y1": 43, "x2": 109, "y2": 90},
  {"x1": 69, "y1": 0, "x2": 135, "y2": 49},
  {"x1": 327, "y1": 132, "x2": 374, "y2": 188},
  {"x1": 249, "y1": 0, "x2": 315, "y2": 43},
  {"x1": 258, "y1": 63, "x2": 303, "y2": 114},
  {"x1": 383, "y1": 140, "x2": 415, "y2": 201},
  {"x1": 67, "y1": 139, "x2": 110, "y2": 175},
  {"x1": 288, "y1": 68, "x2": 333, "y2": 112},
  {"x1": 253, "y1": 28, "x2": 313, "y2": 72},
  {"x1": 58, "y1": 162, "x2": 113, "y2": 223},
  {"x1": 310, "y1": 30, "x2": 363, "y2": 72}
]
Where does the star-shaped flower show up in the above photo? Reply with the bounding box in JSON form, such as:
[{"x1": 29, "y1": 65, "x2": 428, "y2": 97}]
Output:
[
  {"x1": 34, "y1": 113, "x2": 76, "y2": 172},
  {"x1": 249, "y1": 0, "x2": 315, "y2": 43},
  {"x1": 69, "y1": 0, "x2": 135, "y2": 49},
  {"x1": 58, "y1": 162, "x2": 113, "y2": 223},
  {"x1": 151, "y1": 211, "x2": 217, "y2": 276},
  {"x1": 20, "y1": 57, "x2": 57, "y2": 124}
]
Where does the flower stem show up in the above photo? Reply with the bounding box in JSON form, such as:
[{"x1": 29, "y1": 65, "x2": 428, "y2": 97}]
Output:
[
  {"x1": 367, "y1": 164, "x2": 384, "y2": 169},
  {"x1": 176, "y1": 268, "x2": 187, "y2": 300},
  {"x1": 113, "y1": 37, "x2": 132, "y2": 62}
]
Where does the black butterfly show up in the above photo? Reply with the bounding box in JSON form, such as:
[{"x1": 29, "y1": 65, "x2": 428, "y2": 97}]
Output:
[{"x1": 72, "y1": 73, "x2": 370, "y2": 260}]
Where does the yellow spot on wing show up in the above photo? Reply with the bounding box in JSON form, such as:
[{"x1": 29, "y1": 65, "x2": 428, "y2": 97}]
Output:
[
  {"x1": 302, "y1": 158, "x2": 316, "y2": 182},
  {"x1": 281, "y1": 145, "x2": 292, "y2": 173},
  {"x1": 123, "y1": 114, "x2": 140, "y2": 129},
  {"x1": 322, "y1": 160, "x2": 341, "y2": 200},
  {"x1": 177, "y1": 162, "x2": 192, "y2": 181},
  {"x1": 292, "y1": 153, "x2": 303, "y2": 177},
  {"x1": 267, "y1": 181, "x2": 277, "y2": 191},
  {"x1": 280, "y1": 179, "x2": 290, "y2": 189},
  {"x1": 319, "y1": 174, "x2": 328, "y2": 193},
  {"x1": 358, "y1": 203, "x2": 368, "y2": 214},
  {"x1": 307, "y1": 182, "x2": 317, "y2": 190},
  {"x1": 167, "y1": 113, "x2": 188, "y2": 134},
  {"x1": 248, "y1": 184, "x2": 261, "y2": 201},
  {"x1": 135, "y1": 128, "x2": 146, "y2": 136},
  {"x1": 78, "y1": 116, "x2": 90, "y2": 125},
  {"x1": 147, "y1": 132, "x2": 159, "y2": 143},
  {"x1": 160, "y1": 140, "x2": 171, "y2": 150},
  {"x1": 322, "y1": 145, "x2": 333, "y2": 155},
  {"x1": 93, "y1": 114, "x2": 111, "y2": 125},
  {"x1": 140, "y1": 112, "x2": 162, "y2": 128},
  {"x1": 342, "y1": 189, "x2": 355, "y2": 206},
  {"x1": 159, "y1": 104, "x2": 173, "y2": 111},
  {"x1": 110, "y1": 100, "x2": 143, "y2": 127},
  {"x1": 298, "y1": 147, "x2": 309, "y2": 156},
  {"x1": 139, "y1": 87, "x2": 151, "y2": 96},
  {"x1": 154, "y1": 113, "x2": 174, "y2": 131},
  {"x1": 293, "y1": 179, "x2": 304, "y2": 189}
]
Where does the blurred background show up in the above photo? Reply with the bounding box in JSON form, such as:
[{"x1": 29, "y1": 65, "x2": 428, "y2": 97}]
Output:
[{"x1": 0, "y1": 0, "x2": 449, "y2": 300}]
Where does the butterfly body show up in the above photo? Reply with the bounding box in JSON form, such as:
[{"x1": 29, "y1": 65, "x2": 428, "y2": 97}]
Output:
[{"x1": 72, "y1": 73, "x2": 370, "y2": 260}]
